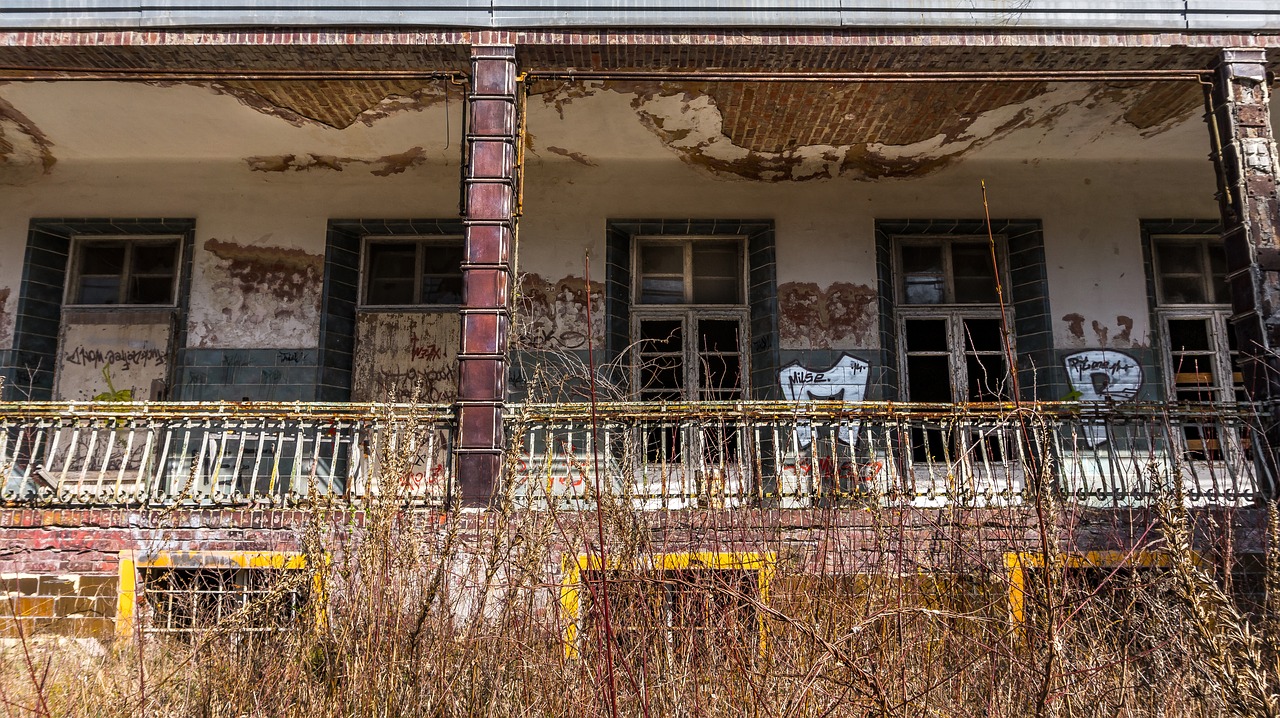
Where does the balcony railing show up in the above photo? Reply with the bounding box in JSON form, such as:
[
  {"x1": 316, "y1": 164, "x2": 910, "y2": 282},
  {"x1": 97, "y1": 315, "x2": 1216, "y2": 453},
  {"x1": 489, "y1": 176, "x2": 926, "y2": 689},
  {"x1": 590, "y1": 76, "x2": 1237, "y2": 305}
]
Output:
[
  {"x1": 507, "y1": 402, "x2": 1271, "y2": 509},
  {"x1": 0, "y1": 403, "x2": 455, "y2": 508},
  {"x1": 0, "y1": 401, "x2": 1269, "y2": 509}
]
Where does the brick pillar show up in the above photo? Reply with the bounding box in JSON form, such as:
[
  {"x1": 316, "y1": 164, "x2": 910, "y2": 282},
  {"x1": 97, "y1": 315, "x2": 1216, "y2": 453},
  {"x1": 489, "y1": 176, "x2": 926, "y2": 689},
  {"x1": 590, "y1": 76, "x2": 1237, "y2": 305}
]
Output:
[
  {"x1": 1209, "y1": 49, "x2": 1280, "y2": 492},
  {"x1": 456, "y1": 46, "x2": 518, "y2": 507}
]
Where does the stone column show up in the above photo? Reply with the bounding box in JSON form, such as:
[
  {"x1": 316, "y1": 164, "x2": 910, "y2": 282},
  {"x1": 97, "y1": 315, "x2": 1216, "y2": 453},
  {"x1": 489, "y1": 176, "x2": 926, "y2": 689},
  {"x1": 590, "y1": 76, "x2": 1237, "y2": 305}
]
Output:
[
  {"x1": 1209, "y1": 48, "x2": 1280, "y2": 491},
  {"x1": 456, "y1": 45, "x2": 518, "y2": 507}
]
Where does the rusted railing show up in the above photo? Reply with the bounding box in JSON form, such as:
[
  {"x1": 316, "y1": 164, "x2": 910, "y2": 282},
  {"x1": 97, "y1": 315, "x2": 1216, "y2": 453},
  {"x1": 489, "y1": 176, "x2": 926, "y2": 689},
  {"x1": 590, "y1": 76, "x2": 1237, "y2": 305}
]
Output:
[
  {"x1": 0, "y1": 401, "x2": 1268, "y2": 509},
  {"x1": 0, "y1": 402, "x2": 455, "y2": 507},
  {"x1": 507, "y1": 402, "x2": 1271, "y2": 509}
]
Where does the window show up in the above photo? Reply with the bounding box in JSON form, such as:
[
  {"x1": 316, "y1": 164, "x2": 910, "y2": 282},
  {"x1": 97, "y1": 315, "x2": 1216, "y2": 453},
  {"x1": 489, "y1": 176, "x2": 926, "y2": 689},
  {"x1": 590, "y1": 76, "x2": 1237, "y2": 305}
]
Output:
[
  {"x1": 1151, "y1": 235, "x2": 1243, "y2": 405},
  {"x1": 632, "y1": 237, "x2": 748, "y2": 401},
  {"x1": 68, "y1": 236, "x2": 180, "y2": 306},
  {"x1": 562, "y1": 552, "x2": 774, "y2": 661},
  {"x1": 894, "y1": 236, "x2": 1012, "y2": 464},
  {"x1": 118, "y1": 551, "x2": 309, "y2": 637},
  {"x1": 362, "y1": 237, "x2": 464, "y2": 306}
]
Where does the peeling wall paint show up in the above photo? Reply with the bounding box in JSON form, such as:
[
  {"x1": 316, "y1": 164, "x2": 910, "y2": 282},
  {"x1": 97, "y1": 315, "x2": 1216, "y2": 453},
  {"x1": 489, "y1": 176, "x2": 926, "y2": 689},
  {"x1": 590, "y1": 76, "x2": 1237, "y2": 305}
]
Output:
[
  {"x1": 1061, "y1": 313, "x2": 1145, "y2": 349},
  {"x1": 351, "y1": 312, "x2": 460, "y2": 403},
  {"x1": 245, "y1": 147, "x2": 427, "y2": 176},
  {"x1": 211, "y1": 80, "x2": 455, "y2": 130},
  {"x1": 55, "y1": 320, "x2": 170, "y2": 401},
  {"x1": 779, "y1": 282, "x2": 878, "y2": 350},
  {"x1": 188, "y1": 238, "x2": 323, "y2": 349},
  {"x1": 514, "y1": 274, "x2": 604, "y2": 351},
  {"x1": 0, "y1": 96, "x2": 54, "y2": 184},
  {"x1": 0, "y1": 287, "x2": 12, "y2": 350},
  {"x1": 531, "y1": 79, "x2": 1201, "y2": 182}
]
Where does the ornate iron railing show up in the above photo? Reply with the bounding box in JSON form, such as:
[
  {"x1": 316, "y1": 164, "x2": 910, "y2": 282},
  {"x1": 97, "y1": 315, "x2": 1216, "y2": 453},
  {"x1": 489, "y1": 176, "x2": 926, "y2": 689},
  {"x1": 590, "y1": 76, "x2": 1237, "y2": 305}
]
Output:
[
  {"x1": 0, "y1": 402, "x2": 455, "y2": 507},
  {"x1": 506, "y1": 402, "x2": 1271, "y2": 509},
  {"x1": 0, "y1": 401, "x2": 1268, "y2": 509}
]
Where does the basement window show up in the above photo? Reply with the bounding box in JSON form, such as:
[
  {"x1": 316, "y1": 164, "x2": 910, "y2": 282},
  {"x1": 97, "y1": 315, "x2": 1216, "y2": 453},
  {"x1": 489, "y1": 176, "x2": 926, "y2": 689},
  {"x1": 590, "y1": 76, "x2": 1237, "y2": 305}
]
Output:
[
  {"x1": 67, "y1": 236, "x2": 181, "y2": 306},
  {"x1": 139, "y1": 567, "x2": 307, "y2": 634},
  {"x1": 362, "y1": 237, "x2": 464, "y2": 307},
  {"x1": 563, "y1": 552, "x2": 774, "y2": 661}
]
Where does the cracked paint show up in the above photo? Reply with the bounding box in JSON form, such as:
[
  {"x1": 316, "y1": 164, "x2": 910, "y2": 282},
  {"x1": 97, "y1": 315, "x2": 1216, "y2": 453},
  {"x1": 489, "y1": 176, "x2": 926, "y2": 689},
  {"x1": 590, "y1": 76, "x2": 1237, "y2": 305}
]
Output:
[
  {"x1": 514, "y1": 274, "x2": 604, "y2": 351},
  {"x1": 779, "y1": 282, "x2": 877, "y2": 350},
  {"x1": 245, "y1": 147, "x2": 427, "y2": 176},
  {"x1": 190, "y1": 238, "x2": 323, "y2": 349}
]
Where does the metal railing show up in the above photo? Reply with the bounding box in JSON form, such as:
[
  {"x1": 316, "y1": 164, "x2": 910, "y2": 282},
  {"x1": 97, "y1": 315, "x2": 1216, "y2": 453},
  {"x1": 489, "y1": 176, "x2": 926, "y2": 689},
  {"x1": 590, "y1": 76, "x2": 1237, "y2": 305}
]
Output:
[
  {"x1": 0, "y1": 402, "x2": 455, "y2": 507},
  {"x1": 0, "y1": 400, "x2": 1268, "y2": 509},
  {"x1": 507, "y1": 402, "x2": 1271, "y2": 509}
]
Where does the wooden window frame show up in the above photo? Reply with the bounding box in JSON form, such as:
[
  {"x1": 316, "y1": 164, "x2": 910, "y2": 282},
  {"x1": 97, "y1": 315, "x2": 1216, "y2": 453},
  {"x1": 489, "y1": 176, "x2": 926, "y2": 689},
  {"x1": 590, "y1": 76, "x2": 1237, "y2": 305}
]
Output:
[
  {"x1": 65, "y1": 235, "x2": 183, "y2": 308},
  {"x1": 359, "y1": 235, "x2": 465, "y2": 309}
]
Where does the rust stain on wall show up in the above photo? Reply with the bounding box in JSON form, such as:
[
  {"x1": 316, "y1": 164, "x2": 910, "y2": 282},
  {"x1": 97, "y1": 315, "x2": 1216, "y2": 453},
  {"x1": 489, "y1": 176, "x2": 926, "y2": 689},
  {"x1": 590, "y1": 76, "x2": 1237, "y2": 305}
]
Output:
[
  {"x1": 352, "y1": 312, "x2": 460, "y2": 403},
  {"x1": 514, "y1": 274, "x2": 604, "y2": 351},
  {"x1": 244, "y1": 147, "x2": 427, "y2": 176},
  {"x1": 211, "y1": 80, "x2": 456, "y2": 130},
  {"x1": 779, "y1": 282, "x2": 877, "y2": 350},
  {"x1": 0, "y1": 96, "x2": 55, "y2": 178},
  {"x1": 192, "y1": 238, "x2": 323, "y2": 349}
]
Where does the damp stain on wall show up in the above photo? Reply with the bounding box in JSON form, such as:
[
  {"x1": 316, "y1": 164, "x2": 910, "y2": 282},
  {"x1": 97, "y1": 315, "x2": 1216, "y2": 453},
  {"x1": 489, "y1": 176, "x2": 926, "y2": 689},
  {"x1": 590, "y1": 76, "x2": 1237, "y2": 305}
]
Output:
[
  {"x1": 778, "y1": 281, "x2": 878, "y2": 350},
  {"x1": 190, "y1": 238, "x2": 323, "y2": 349},
  {"x1": 513, "y1": 273, "x2": 604, "y2": 351}
]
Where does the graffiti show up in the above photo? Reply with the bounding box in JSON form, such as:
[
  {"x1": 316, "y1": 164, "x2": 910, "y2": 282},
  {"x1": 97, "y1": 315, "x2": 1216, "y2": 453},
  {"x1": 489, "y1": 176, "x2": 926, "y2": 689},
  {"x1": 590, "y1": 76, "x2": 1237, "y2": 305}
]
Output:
[
  {"x1": 398, "y1": 463, "x2": 450, "y2": 491},
  {"x1": 779, "y1": 354, "x2": 870, "y2": 447},
  {"x1": 65, "y1": 346, "x2": 165, "y2": 370},
  {"x1": 372, "y1": 367, "x2": 457, "y2": 403},
  {"x1": 1064, "y1": 349, "x2": 1144, "y2": 447},
  {"x1": 514, "y1": 274, "x2": 603, "y2": 351},
  {"x1": 409, "y1": 335, "x2": 445, "y2": 361},
  {"x1": 277, "y1": 350, "x2": 308, "y2": 364},
  {"x1": 221, "y1": 352, "x2": 251, "y2": 368}
]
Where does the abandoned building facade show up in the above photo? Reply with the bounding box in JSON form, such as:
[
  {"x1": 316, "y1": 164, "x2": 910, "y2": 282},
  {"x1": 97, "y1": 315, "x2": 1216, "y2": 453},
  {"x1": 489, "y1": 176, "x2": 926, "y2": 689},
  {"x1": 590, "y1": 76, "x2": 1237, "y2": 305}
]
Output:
[{"x1": 1, "y1": 2, "x2": 1280, "y2": 637}]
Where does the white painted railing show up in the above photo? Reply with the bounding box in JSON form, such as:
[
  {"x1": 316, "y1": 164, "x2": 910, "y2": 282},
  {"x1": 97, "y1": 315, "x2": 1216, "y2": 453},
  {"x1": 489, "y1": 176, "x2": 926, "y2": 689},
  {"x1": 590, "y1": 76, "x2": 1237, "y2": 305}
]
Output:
[{"x1": 0, "y1": 403, "x2": 454, "y2": 507}]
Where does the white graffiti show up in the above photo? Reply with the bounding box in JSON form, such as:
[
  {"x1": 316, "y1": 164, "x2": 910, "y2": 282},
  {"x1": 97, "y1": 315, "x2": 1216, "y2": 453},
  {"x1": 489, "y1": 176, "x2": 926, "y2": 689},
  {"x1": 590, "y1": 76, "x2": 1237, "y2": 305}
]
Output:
[
  {"x1": 1063, "y1": 349, "x2": 1144, "y2": 446},
  {"x1": 779, "y1": 354, "x2": 869, "y2": 448}
]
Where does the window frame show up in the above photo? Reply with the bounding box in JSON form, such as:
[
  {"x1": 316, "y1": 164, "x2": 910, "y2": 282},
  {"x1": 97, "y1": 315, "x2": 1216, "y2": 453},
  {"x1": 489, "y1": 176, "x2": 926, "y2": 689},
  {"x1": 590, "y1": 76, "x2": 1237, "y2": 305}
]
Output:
[
  {"x1": 358, "y1": 234, "x2": 465, "y2": 309},
  {"x1": 894, "y1": 235, "x2": 1008, "y2": 307},
  {"x1": 632, "y1": 235, "x2": 748, "y2": 307},
  {"x1": 64, "y1": 234, "x2": 183, "y2": 308},
  {"x1": 1150, "y1": 234, "x2": 1227, "y2": 307}
]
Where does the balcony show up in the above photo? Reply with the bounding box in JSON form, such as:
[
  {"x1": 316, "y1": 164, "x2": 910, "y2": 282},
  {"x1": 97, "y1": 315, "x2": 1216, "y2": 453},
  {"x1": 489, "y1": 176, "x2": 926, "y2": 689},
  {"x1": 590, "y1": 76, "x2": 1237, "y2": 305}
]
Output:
[{"x1": 0, "y1": 401, "x2": 1267, "y2": 510}]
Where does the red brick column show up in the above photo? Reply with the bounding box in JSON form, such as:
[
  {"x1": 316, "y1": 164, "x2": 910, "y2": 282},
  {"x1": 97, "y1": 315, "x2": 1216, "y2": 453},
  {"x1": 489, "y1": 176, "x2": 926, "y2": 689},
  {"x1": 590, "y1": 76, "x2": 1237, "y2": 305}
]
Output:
[
  {"x1": 1208, "y1": 48, "x2": 1280, "y2": 492},
  {"x1": 456, "y1": 46, "x2": 518, "y2": 507}
]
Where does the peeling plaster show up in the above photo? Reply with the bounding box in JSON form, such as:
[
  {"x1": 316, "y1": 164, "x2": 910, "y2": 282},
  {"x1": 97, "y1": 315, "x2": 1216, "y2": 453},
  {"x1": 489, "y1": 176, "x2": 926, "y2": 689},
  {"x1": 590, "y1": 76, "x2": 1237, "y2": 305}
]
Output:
[
  {"x1": 210, "y1": 80, "x2": 454, "y2": 130},
  {"x1": 514, "y1": 274, "x2": 604, "y2": 351},
  {"x1": 244, "y1": 147, "x2": 427, "y2": 176},
  {"x1": 0, "y1": 288, "x2": 11, "y2": 349},
  {"x1": 531, "y1": 79, "x2": 1200, "y2": 182},
  {"x1": 352, "y1": 312, "x2": 459, "y2": 403},
  {"x1": 0, "y1": 96, "x2": 55, "y2": 183},
  {"x1": 1061, "y1": 313, "x2": 1145, "y2": 349},
  {"x1": 544, "y1": 146, "x2": 598, "y2": 167},
  {"x1": 190, "y1": 238, "x2": 323, "y2": 349},
  {"x1": 779, "y1": 281, "x2": 877, "y2": 350}
]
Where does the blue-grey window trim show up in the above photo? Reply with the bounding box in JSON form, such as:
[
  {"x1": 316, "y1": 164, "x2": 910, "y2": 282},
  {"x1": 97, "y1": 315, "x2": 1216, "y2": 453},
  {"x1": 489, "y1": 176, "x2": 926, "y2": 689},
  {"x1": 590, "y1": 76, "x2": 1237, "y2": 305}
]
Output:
[
  {"x1": 605, "y1": 219, "x2": 779, "y2": 400},
  {"x1": 1139, "y1": 218, "x2": 1225, "y2": 403},
  {"x1": 6, "y1": 218, "x2": 196, "y2": 401},
  {"x1": 318, "y1": 219, "x2": 466, "y2": 402},
  {"x1": 875, "y1": 219, "x2": 1054, "y2": 402}
]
